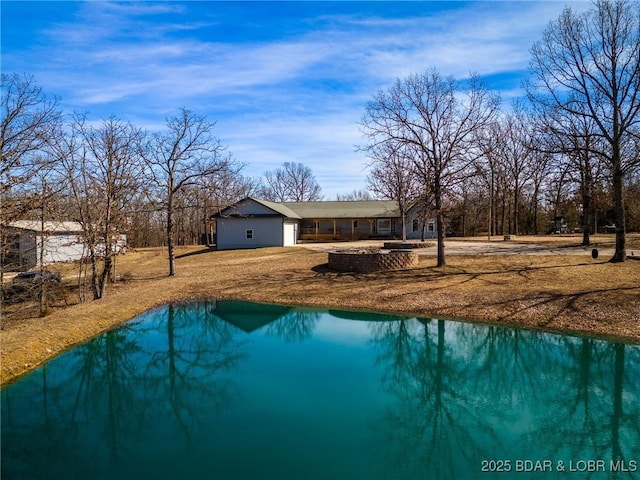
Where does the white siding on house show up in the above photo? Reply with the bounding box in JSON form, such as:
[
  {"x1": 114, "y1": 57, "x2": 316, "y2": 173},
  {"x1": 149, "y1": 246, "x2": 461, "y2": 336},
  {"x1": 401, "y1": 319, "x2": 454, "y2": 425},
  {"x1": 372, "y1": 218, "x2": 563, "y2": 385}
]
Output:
[
  {"x1": 216, "y1": 217, "x2": 285, "y2": 250},
  {"x1": 5, "y1": 221, "x2": 127, "y2": 270},
  {"x1": 12, "y1": 228, "x2": 85, "y2": 269},
  {"x1": 40, "y1": 233, "x2": 86, "y2": 264}
]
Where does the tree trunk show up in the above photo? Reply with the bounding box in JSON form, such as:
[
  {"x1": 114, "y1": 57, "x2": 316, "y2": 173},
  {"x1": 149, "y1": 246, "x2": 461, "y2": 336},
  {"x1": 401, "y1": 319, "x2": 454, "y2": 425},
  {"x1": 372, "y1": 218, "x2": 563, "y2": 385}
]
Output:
[
  {"x1": 434, "y1": 179, "x2": 445, "y2": 267},
  {"x1": 90, "y1": 247, "x2": 100, "y2": 300},
  {"x1": 500, "y1": 191, "x2": 507, "y2": 236},
  {"x1": 99, "y1": 254, "x2": 112, "y2": 299},
  {"x1": 581, "y1": 170, "x2": 592, "y2": 246},
  {"x1": 513, "y1": 181, "x2": 519, "y2": 236},
  {"x1": 39, "y1": 201, "x2": 47, "y2": 316},
  {"x1": 487, "y1": 172, "x2": 493, "y2": 241},
  {"x1": 167, "y1": 209, "x2": 176, "y2": 276},
  {"x1": 533, "y1": 196, "x2": 539, "y2": 236},
  {"x1": 436, "y1": 210, "x2": 445, "y2": 267},
  {"x1": 167, "y1": 182, "x2": 176, "y2": 276},
  {"x1": 610, "y1": 165, "x2": 626, "y2": 262}
]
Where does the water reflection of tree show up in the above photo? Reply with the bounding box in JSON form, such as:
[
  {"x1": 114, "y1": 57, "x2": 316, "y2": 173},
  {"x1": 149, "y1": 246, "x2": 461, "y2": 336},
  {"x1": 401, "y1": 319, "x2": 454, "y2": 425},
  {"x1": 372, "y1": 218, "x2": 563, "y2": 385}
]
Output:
[
  {"x1": 371, "y1": 318, "x2": 496, "y2": 480},
  {"x1": 450, "y1": 325, "x2": 640, "y2": 469},
  {"x1": 86, "y1": 329, "x2": 141, "y2": 462},
  {"x1": 368, "y1": 318, "x2": 640, "y2": 479},
  {"x1": 264, "y1": 309, "x2": 320, "y2": 342},
  {"x1": 611, "y1": 344, "x2": 639, "y2": 466},
  {"x1": 463, "y1": 326, "x2": 539, "y2": 393},
  {"x1": 1, "y1": 326, "x2": 143, "y2": 478},
  {"x1": 530, "y1": 338, "x2": 612, "y2": 461},
  {"x1": 460, "y1": 324, "x2": 557, "y2": 442},
  {"x1": 141, "y1": 302, "x2": 247, "y2": 447},
  {"x1": 1, "y1": 300, "x2": 249, "y2": 478},
  {"x1": 529, "y1": 338, "x2": 640, "y2": 475}
]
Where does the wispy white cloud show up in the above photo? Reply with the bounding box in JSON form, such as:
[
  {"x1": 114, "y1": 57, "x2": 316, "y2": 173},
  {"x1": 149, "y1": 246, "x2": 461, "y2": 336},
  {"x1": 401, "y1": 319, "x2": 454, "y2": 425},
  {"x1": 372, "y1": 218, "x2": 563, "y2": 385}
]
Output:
[{"x1": 2, "y1": 1, "x2": 588, "y2": 197}]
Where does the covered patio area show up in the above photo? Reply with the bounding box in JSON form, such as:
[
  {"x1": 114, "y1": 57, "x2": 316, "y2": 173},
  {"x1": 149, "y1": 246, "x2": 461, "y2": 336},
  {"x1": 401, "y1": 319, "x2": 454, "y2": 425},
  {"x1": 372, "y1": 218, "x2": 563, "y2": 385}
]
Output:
[{"x1": 299, "y1": 217, "x2": 396, "y2": 241}]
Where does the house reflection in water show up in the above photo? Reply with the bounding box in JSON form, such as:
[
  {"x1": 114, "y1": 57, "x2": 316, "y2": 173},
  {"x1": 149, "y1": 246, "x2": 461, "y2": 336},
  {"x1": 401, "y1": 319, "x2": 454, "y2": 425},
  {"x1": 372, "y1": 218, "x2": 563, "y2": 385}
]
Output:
[{"x1": 214, "y1": 300, "x2": 293, "y2": 333}]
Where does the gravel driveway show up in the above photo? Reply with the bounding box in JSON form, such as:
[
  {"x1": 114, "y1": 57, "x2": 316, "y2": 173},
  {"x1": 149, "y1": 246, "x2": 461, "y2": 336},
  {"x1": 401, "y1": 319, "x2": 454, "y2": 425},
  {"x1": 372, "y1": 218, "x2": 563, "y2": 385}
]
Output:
[{"x1": 297, "y1": 239, "x2": 616, "y2": 257}]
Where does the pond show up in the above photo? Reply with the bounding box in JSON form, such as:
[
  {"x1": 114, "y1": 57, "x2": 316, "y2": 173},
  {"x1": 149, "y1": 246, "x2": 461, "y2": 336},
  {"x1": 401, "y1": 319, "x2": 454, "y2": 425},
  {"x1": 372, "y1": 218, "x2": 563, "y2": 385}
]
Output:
[{"x1": 2, "y1": 300, "x2": 639, "y2": 480}]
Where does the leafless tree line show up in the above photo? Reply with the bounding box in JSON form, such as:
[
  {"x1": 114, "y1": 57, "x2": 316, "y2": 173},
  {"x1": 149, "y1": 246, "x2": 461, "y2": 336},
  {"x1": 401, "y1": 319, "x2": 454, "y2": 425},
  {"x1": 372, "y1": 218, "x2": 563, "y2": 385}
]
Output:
[
  {"x1": 260, "y1": 161, "x2": 323, "y2": 202},
  {"x1": 362, "y1": 0, "x2": 640, "y2": 265},
  {"x1": 1, "y1": 73, "x2": 326, "y2": 307},
  {"x1": 1, "y1": 74, "x2": 260, "y2": 312}
]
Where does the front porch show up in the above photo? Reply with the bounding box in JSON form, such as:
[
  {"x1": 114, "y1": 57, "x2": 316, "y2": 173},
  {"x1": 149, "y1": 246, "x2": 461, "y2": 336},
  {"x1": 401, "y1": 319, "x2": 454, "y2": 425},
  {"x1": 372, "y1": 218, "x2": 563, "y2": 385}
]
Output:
[{"x1": 299, "y1": 217, "x2": 398, "y2": 241}]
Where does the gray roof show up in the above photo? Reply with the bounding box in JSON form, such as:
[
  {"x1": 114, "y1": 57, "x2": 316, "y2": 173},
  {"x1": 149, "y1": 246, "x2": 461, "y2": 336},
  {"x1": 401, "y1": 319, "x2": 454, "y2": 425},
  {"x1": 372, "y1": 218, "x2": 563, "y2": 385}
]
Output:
[
  {"x1": 282, "y1": 200, "x2": 400, "y2": 219},
  {"x1": 214, "y1": 197, "x2": 302, "y2": 219},
  {"x1": 215, "y1": 198, "x2": 401, "y2": 220},
  {"x1": 251, "y1": 198, "x2": 303, "y2": 219},
  {"x1": 7, "y1": 220, "x2": 83, "y2": 233}
]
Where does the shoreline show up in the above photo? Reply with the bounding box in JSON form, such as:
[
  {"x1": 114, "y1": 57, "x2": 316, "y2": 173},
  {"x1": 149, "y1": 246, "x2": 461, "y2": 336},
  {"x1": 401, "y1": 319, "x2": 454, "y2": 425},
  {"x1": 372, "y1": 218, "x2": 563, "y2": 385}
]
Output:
[{"x1": 2, "y1": 245, "x2": 639, "y2": 386}]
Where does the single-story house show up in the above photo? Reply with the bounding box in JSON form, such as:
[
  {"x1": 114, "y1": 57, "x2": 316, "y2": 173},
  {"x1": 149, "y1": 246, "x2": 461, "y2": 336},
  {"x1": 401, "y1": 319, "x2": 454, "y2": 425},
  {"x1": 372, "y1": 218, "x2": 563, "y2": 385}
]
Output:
[
  {"x1": 211, "y1": 198, "x2": 302, "y2": 250},
  {"x1": 212, "y1": 197, "x2": 436, "y2": 250},
  {"x1": 3, "y1": 220, "x2": 126, "y2": 271}
]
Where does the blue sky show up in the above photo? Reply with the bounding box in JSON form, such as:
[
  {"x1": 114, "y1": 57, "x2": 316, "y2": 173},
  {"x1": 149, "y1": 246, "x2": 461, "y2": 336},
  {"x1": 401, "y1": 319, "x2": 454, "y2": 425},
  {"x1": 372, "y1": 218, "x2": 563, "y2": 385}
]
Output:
[{"x1": 1, "y1": 1, "x2": 587, "y2": 198}]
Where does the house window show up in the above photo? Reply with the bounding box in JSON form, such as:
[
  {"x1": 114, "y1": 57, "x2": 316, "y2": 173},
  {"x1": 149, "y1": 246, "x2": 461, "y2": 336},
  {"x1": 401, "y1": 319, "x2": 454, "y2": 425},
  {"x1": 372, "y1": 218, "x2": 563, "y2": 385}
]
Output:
[
  {"x1": 377, "y1": 219, "x2": 392, "y2": 234},
  {"x1": 246, "y1": 229, "x2": 253, "y2": 239},
  {"x1": 412, "y1": 219, "x2": 419, "y2": 232},
  {"x1": 427, "y1": 222, "x2": 435, "y2": 232}
]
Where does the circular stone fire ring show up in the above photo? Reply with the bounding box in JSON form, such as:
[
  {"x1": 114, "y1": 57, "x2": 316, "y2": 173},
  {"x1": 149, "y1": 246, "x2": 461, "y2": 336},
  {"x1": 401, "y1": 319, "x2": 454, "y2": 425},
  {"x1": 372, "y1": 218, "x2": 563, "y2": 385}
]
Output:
[{"x1": 327, "y1": 248, "x2": 419, "y2": 273}]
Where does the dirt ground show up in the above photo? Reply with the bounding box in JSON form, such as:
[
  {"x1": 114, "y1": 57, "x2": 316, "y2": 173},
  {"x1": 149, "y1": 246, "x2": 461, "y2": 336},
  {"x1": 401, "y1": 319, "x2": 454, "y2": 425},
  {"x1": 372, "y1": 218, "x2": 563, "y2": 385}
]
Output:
[{"x1": 2, "y1": 234, "x2": 639, "y2": 386}]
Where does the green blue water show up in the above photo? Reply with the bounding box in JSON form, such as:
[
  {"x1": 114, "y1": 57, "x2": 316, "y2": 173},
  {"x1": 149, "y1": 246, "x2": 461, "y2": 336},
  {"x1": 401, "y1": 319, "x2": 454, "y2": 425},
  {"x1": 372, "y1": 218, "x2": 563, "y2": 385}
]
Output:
[{"x1": 2, "y1": 300, "x2": 639, "y2": 480}]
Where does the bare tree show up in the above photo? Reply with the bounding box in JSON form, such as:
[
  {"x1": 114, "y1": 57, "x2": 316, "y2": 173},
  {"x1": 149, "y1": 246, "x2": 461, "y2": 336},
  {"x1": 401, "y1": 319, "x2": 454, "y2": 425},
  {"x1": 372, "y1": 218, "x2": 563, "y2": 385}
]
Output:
[
  {"x1": 49, "y1": 114, "x2": 143, "y2": 301},
  {"x1": 1, "y1": 74, "x2": 60, "y2": 203},
  {"x1": 144, "y1": 108, "x2": 232, "y2": 276},
  {"x1": 31, "y1": 171, "x2": 71, "y2": 316},
  {"x1": 475, "y1": 121, "x2": 505, "y2": 239},
  {"x1": 448, "y1": 173, "x2": 488, "y2": 237},
  {"x1": 537, "y1": 106, "x2": 606, "y2": 244},
  {"x1": 335, "y1": 189, "x2": 374, "y2": 201},
  {"x1": 260, "y1": 162, "x2": 322, "y2": 202},
  {"x1": 50, "y1": 121, "x2": 100, "y2": 302},
  {"x1": 120, "y1": 171, "x2": 253, "y2": 249},
  {"x1": 525, "y1": 149, "x2": 555, "y2": 236},
  {"x1": 528, "y1": 0, "x2": 640, "y2": 262},
  {"x1": 1, "y1": 74, "x2": 60, "y2": 247},
  {"x1": 79, "y1": 117, "x2": 144, "y2": 298},
  {"x1": 1, "y1": 74, "x2": 60, "y2": 315},
  {"x1": 493, "y1": 106, "x2": 538, "y2": 236},
  {"x1": 367, "y1": 142, "x2": 420, "y2": 240},
  {"x1": 361, "y1": 70, "x2": 500, "y2": 266}
]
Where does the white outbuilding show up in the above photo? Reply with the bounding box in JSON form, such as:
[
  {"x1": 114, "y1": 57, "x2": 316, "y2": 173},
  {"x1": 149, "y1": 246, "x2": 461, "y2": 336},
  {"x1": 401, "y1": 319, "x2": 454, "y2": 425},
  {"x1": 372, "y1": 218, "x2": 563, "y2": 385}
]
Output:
[{"x1": 3, "y1": 220, "x2": 126, "y2": 271}]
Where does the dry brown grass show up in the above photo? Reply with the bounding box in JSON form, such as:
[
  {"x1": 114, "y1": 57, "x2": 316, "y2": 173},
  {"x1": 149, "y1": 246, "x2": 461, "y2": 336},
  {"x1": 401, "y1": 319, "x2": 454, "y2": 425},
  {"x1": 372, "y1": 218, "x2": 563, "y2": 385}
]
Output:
[{"x1": 2, "y1": 238, "x2": 639, "y2": 385}]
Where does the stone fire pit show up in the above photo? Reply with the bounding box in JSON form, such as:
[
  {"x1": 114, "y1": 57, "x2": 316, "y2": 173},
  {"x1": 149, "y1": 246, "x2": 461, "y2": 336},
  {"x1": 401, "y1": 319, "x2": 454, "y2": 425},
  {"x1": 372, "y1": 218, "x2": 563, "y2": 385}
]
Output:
[{"x1": 328, "y1": 247, "x2": 419, "y2": 273}]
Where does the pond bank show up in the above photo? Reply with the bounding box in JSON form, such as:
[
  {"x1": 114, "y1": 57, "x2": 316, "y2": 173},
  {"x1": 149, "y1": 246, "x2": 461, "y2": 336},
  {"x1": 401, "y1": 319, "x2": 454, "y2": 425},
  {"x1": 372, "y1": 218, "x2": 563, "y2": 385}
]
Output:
[{"x1": 2, "y1": 244, "x2": 639, "y2": 385}]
